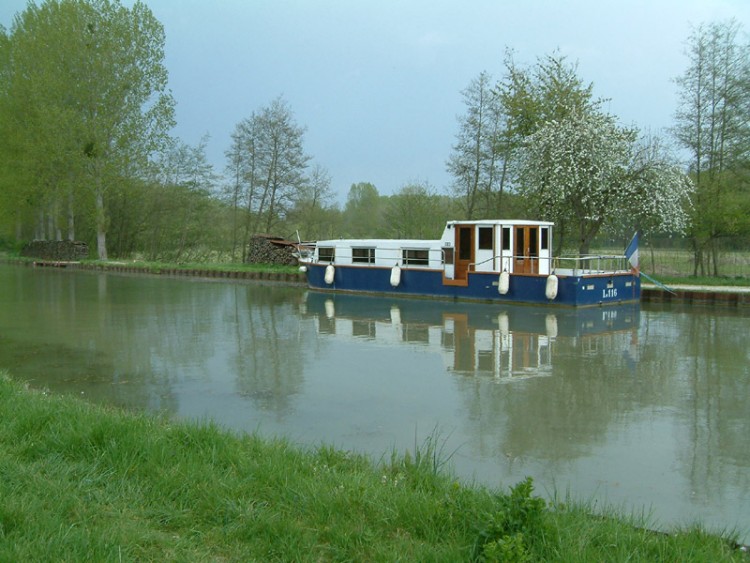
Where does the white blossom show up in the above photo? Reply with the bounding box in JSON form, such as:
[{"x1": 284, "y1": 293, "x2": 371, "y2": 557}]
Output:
[{"x1": 519, "y1": 110, "x2": 693, "y2": 252}]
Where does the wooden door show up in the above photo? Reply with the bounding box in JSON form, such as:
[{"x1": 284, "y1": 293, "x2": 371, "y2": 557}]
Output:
[
  {"x1": 514, "y1": 226, "x2": 539, "y2": 274},
  {"x1": 454, "y1": 226, "x2": 474, "y2": 280}
]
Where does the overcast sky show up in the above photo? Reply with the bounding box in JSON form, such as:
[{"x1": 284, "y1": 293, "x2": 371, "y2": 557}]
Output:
[{"x1": 2, "y1": 1, "x2": 749, "y2": 202}]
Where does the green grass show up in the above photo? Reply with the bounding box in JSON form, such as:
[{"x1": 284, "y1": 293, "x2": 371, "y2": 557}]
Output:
[
  {"x1": 637, "y1": 248, "x2": 750, "y2": 280},
  {"x1": 89, "y1": 258, "x2": 301, "y2": 275},
  {"x1": 645, "y1": 274, "x2": 750, "y2": 287},
  {"x1": 0, "y1": 253, "x2": 301, "y2": 276},
  {"x1": 0, "y1": 372, "x2": 745, "y2": 561}
]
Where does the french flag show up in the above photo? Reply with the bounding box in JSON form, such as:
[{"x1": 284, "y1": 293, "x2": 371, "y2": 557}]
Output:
[{"x1": 625, "y1": 232, "x2": 639, "y2": 271}]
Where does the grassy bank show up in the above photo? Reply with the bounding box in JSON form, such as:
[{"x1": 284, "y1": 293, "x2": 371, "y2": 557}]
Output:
[
  {"x1": 4, "y1": 248, "x2": 750, "y2": 286},
  {"x1": 0, "y1": 373, "x2": 745, "y2": 561},
  {"x1": 647, "y1": 274, "x2": 750, "y2": 287},
  {"x1": 1, "y1": 254, "x2": 300, "y2": 275}
]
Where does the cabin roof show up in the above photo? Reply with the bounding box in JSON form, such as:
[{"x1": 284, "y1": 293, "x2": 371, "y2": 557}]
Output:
[
  {"x1": 315, "y1": 239, "x2": 439, "y2": 248},
  {"x1": 314, "y1": 220, "x2": 554, "y2": 248},
  {"x1": 445, "y1": 219, "x2": 554, "y2": 227}
]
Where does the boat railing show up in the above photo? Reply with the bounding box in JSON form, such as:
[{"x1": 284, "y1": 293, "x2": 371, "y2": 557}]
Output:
[
  {"x1": 553, "y1": 254, "x2": 632, "y2": 275},
  {"x1": 468, "y1": 254, "x2": 632, "y2": 275},
  {"x1": 310, "y1": 245, "x2": 632, "y2": 275}
]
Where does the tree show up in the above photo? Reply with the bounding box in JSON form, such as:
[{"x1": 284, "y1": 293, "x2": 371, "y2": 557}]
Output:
[
  {"x1": 225, "y1": 96, "x2": 310, "y2": 258},
  {"x1": 673, "y1": 19, "x2": 750, "y2": 275},
  {"x1": 224, "y1": 127, "x2": 247, "y2": 260},
  {"x1": 447, "y1": 53, "x2": 604, "y2": 227},
  {"x1": 447, "y1": 71, "x2": 506, "y2": 218},
  {"x1": 254, "y1": 97, "x2": 310, "y2": 233},
  {"x1": 146, "y1": 136, "x2": 218, "y2": 260},
  {"x1": 343, "y1": 182, "x2": 384, "y2": 237},
  {"x1": 1, "y1": 0, "x2": 175, "y2": 259},
  {"x1": 519, "y1": 110, "x2": 691, "y2": 255},
  {"x1": 285, "y1": 164, "x2": 336, "y2": 240},
  {"x1": 383, "y1": 182, "x2": 450, "y2": 238}
]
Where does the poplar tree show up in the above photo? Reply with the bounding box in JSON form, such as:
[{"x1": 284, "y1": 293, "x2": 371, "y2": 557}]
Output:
[{"x1": 1, "y1": 0, "x2": 174, "y2": 259}]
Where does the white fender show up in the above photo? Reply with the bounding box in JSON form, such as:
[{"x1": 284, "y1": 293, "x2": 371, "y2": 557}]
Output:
[
  {"x1": 545, "y1": 314, "x2": 558, "y2": 338},
  {"x1": 498, "y1": 271, "x2": 510, "y2": 295},
  {"x1": 324, "y1": 264, "x2": 335, "y2": 285},
  {"x1": 545, "y1": 274, "x2": 558, "y2": 300},
  {"x1": 390, "y1": 265, "x2": 401, "y2": 287},
  {"x1": 298, "y1": 265, "x2": 307, "y2": 273}
]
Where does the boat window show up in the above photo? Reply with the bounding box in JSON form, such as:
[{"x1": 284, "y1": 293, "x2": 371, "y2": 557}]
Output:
[
  {"x1": 529, "y1": 228, "x2": 538, "y2": 257},
  {"x1": 352, "y1": 247, "x2": 375, "y2": 264},
  {"x1": 318, "y1": 247, "x2": 335, "y2": 263},
  {"x1": 478, "y1": 227, "x2": 493, "y2": 250},
  {"x1": 442, "y1": 247, "x2": 454, "y2": 265},
  {"x1": 502, "y1": 227, "x2": 511, "y2": 251},
  {"x1": 541, "y1": 227, "x2": 549, "y2": 251},
  {"x1": 515, "y1": 229, "x2": 524, "y2": 258},
  {"x1": 459, "y1": 228, "x2": 472, "y2": 260},
  {"x1": 402, "y1": 249, "x2": 429, "y2": 266}
]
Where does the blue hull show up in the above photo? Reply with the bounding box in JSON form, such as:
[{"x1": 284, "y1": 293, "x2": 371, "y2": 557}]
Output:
[{"x1": 304, "y1": 264, "x2": 640, "y2": 307}]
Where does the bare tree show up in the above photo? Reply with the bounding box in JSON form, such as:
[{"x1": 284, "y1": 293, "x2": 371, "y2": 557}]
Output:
[
  {"x1": 673, "y1": 19, "x2": 750, "y2": 275},
  {"x1": 447, "y1": 71, "x2": 505, "y2": 218},
  {"x1": 285, "y1": 164, "x2": 335, "y2": 239},
  {"x1": 226, "y1": 97, "x2": 310, "y2": 257}
]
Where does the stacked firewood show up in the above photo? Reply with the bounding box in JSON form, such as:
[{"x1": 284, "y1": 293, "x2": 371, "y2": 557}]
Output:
[
  {"x1": 20, "y1": 240, "x2": 89, "y2": 261},
  {"x1": 245, "y1": 235, "x2": 298, "y2": 266}
]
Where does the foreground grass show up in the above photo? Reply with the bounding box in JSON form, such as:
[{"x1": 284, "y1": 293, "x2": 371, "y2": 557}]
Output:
[{"x1": 0, "y1": 373, "x2": 745, "y2": 561}]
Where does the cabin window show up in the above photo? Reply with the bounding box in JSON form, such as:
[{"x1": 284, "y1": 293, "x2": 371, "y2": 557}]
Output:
[
  {"x1": 529, "y1": 228, "x2": 538, "y2": 257},
  {"x1": 318, "y1": 247, "x2": 335, "y2": 263},
  {"x1": 515, "y1": 229, "x2": 524, "y2": 258},
  {"x1": 478, "y1": 227, "x2": 493, "y2": 250},
  {"x1": 402, "y1": 249, "x2": 429, "y2": 266},
  {"x1": 352, "y1": 247, "x2": 375, "y2": 264},
  {"x1": 442, "y1": 247, "x2": 454, "y2": 265},
  {"x1": 459, "y1": 228, "x2": 472, "y2": 260},
  {"x1": 502, "y1": 227, "x2": 511, "y2": 251},
  {"x1": 541, "y1": 227, "x2": 549, "y2": 251}
]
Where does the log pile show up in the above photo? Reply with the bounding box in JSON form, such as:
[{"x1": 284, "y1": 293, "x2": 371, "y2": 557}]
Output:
[
  {"x1": 20, "y1": 240, "x2": 89, "y2": 261},
  {"x1": 245, "y1": 235, "x2": 299, "y2": 266}
]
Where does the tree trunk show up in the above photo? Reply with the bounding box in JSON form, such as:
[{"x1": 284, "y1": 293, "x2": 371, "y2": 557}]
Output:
[
  {"x1": 48, "y1": 212, "x2": 55, "y2": 241},
  {"x1": 693, "y1": 239, "x2": 706, "y2": 276},
  {"x1": 650, "y1": 245, "x2": 656, "y2": 275},
  {"x1": 96, "y1": 189, "x2": 108, "y2": 260},
  {"x1": 711, "y1": 238, "x2": 720, "y2": 276},
  {"x1": 67, "y1": 193, "x2": 75, "y2": 241}
]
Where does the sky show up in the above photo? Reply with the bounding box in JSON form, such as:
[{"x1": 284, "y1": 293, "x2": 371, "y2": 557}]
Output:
[{"x1": 2, "y1": 0, "x2": 750, "y2": 203}]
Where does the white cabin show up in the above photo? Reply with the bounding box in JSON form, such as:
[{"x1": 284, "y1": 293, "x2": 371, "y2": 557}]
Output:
[
  {"x1": 312, "y1": 219, "x2": 554, "y2": 279},
  {"x1": 439, "y1": 220, "x2": 553, "y2": 280}
]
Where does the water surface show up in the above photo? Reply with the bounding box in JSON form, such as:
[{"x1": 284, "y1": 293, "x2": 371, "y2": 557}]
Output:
[{"x1": 1, "y1": 264, "x2": 747, "y2": 541}]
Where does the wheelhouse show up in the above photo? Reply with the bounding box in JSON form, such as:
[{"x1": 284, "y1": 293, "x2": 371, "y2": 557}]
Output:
[{"x1": 440, "y1": 220, "x2": 553, "y2": 282}]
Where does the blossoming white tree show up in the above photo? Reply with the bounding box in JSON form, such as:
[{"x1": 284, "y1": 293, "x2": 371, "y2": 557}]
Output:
[{"x1": 519, "y1": 109, "x2": 692, "y2": 255}]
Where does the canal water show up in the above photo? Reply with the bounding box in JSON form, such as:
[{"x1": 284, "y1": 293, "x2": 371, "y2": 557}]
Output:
[{"x1": 1, "y1": 264, "x2": 748, "y2": 541}]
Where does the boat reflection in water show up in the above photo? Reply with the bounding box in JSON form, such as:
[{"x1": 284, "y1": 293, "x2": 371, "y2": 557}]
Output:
[{"x1": 302, "y1": 291, "x2": 640, "y2": 381}]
